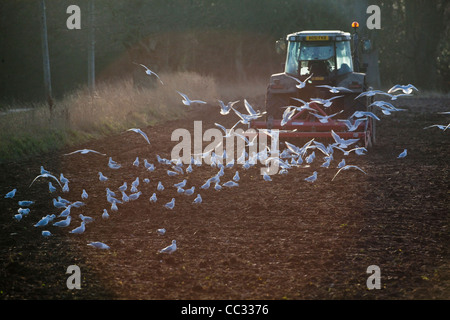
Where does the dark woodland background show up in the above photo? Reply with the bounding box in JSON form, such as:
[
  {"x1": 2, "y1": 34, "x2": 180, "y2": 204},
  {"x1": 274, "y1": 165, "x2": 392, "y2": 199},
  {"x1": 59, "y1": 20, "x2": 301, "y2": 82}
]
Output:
[{"x1": 1, "y1": 0, "x2": 449, "y2": 103}]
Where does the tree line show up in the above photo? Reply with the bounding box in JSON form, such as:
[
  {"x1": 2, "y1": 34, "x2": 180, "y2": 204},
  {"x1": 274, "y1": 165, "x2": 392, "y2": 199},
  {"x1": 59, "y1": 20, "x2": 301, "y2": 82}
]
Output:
[{"x1": 0, "y1": 0, "x2": 448, "y2": 103}]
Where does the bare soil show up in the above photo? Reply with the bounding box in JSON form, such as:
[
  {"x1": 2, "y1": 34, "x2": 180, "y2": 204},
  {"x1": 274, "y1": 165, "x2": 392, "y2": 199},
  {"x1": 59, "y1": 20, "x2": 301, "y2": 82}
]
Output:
[{"x1": 0, "y1": 95, "x2": 448, "y2": 300}]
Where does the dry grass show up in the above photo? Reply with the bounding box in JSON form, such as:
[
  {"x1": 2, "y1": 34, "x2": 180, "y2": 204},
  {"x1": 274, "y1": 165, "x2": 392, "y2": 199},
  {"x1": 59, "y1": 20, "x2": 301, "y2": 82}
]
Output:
[{"x1": 0, "y1": 72, "x2": 223, "y2": 162}]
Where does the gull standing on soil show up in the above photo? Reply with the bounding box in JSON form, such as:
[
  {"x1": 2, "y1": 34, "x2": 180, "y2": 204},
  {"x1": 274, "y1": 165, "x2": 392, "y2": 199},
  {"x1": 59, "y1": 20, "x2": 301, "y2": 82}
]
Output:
[
  {"x1": 18, "y1": 200, "x2": 34, "y2": 207},
  {"x1": 127, "y1": 128, "x2": 151, "y2": 145},
  {"x1": 4, "y1": 189, "x2": 17, "y2": 199},
  {"x1": 62, "y1": 182, "x2": 70, "y2": 193},
  {"x1": 332, "y1": 165, "x2": 367, "y2": 181},
  {"x1": 18, "y1": 208, "x2": 30, "y2": 215},
  {"x1": 157, "y1": 181, "x2": 164, "y2": 191},
  {"x1": 193, "y1": 194, "x2": 202, "y2": 204},
  {"x1": 79, "y1": 214, "x2": 94, "y2": 223},
  {"x1": 134, "y1": 62, "x2": 164, "y2": 84},
  {"x1": 108, "y1": 157, "x2": 121, "y2": 169},
  {"x1": 149, "y1": 193, "x2": 157, "y2": 203},
  {"x1": 40, "y1": 166, "x2": 51, "y2": 175},
  {"x1": 64, "y1": 149, "x2": 106, "y2": 156},
  {"x1": 81, "y1": 189, "x2": 88, "y2": 200},
  {"x1": 263, "y1": 172, "x2": 272, "y2": 181},
  {"x1": 397, "y1": 149, "x2": 407, "y2": 159},
  {"x1": 102, "y1": 209, "x2": 110, "y2": 219},
  {"x1": 87, "y1": 242, "x2": 110, "y2": 249},
  {"x1": 133, "y1": 157, "x2": 140, "y2": 167},
  {"x1": 305, "y1": 171, "x2": 318, "y2": 183},
  {"x1": 388, "y1": 84, "x2": 418, "y2": 95},
  {"x1": 157, "y1": 228, "x2": 166, "y2": 235},
  {"x1": 60, "y1": 173, "x2": 69, "y2": 185},
  {"x1": 42, "y1": 231, "x2": 52, "y2": 237},
  {"x1": 159, "y1": 240, "x2": 177, "y2": 254},
  {"x1": 233, "y1": 171, "x2": 240, "y2": 182},
  {"x1": 98, "y1": 172, "x2": 108, "y2": 181},
  {"x1": 70, "y1": 222, "x2": 86, "y2": 234},
  {"x1": 223, "y1": 181, "x2": 239, "y2": 187},
  {"x1": 337, "y1": 158, "x2": 346, "y2": 168},
  {"x1": 165, "y1": 198, "x2": 175, "y2": 209},
  {"x1": 177, "y1": 91, "x2": 207, "y2": 106},
  {"x1": 48, "y1": 182, "x2": 57, "y2": 193},
  {"x1": 53, "y1": 216, "x2": 72, "y2": 227}
]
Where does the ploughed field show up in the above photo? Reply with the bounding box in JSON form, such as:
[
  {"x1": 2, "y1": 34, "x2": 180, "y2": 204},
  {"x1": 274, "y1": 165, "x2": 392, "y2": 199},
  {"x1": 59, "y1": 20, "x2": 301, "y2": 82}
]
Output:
[{"x1": 0, "y1": 95, "x2": 448, "y2": 299}]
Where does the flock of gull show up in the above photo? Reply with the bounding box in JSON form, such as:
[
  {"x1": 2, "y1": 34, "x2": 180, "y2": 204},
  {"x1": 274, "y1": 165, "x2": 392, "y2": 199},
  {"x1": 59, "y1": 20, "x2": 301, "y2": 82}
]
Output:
[{"x1": 3, "y1": 63, "x2": 447, "y2": 254}]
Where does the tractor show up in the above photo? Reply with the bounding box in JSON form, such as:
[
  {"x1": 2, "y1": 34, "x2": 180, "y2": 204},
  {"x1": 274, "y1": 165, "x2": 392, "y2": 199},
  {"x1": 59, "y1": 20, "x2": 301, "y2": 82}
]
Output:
[{"x1": 250, "y1": 22, "x2": 377, "y2": 148}]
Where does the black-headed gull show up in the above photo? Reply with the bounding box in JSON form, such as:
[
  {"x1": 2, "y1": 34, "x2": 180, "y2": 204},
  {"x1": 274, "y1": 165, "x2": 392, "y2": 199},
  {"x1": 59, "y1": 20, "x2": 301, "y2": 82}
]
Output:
[
  {"x1": 332, "y1": 165, "x2": 367, "y2": 181},
  {"x1": 134, "y1": 62, "x2": 164, "y2": 84},
  {"x1": 64, "y1": 149, "x2": 106, "y2": 156},
  {"x1": 127, "y1": 128, "x2": 151, "y2": 144},
  {"x1": 159, "y1": 240, "x2": 177, "y2": 254},
  {"x1": 177, "y1": 91, "x2": 207, "y2": 106}
]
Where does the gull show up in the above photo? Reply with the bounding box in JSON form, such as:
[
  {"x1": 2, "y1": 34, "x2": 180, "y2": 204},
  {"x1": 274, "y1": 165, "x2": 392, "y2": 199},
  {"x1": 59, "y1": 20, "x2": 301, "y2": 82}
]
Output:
[
  {"x1": 133, "y1": 157, "x2": 139, "y2": 167},
  {"x1": 177, "y1": 186, "x2": 184, "y2": 194},
  {"x1": 157, "y1": 181, "x2": 164, "y2": 191},
  {"x1": 312, "y1": 141, "x2": 332, "y2": 156},
  {"x1": 48, "y1": 182, "x2": 57, "y2": 193},
  {"x1": 79, "y1": 214, "x2": 94, "y2": 223},
  {"x1": 186, "y1": 163, "x2": 193, "y2": 173},
  {"x1": 218, "y1": 100, "x2": 240, "y2": 115},
  {"x1": 167, "y1": 170, "x2": 179, "y2": 176},
  {"x1": 144, "y1": 178, "x2": 150, "y2": 184},
  {"x1": 102, "y1": 209, "x2": 109, "y2": 219},
  {"x1": 193, "y1": 194, "x2": 202, "y2": 204},
  {"x1": 18, "y1": 200, "x2": 34, "y2": 207},
  {"x1": 70, "y1": 222, "x2": 86, "y2": 234},
  {"x1": 111, "y1": 201, "x2": 118, "y2": 212},
  {"x1": 214, "y1": 121, "x2": 240, "y2": 138},
  {"x1": 305, "y1": 171, "x2": 318, "y2": 183},
  {"x1": 58, "y1": 196, "x2": 71, "y2": 205},
  {"x1": 334, "y1": 146, "x2": 367, "y2": 156},
  {"x1": 34, "y1": 215, "x2": 52, "y2": 227},
  {"x1": 214, "y1": 182, "x2": 222, "y2": 191},
  {"x1": 369, "y1": 101, "x2": 406, "y2": 113},
  {"x1": 350, "y1": 111, "x2": 380, "y2": 121},
  {"x1": 233, "y1": 171, "x2": 240, "y2": 182},
  {"x1": 200, "y1": 179, "x2": 211, "y2": 189},
  {"x1": 331, "y1": 130, "x2": 360, "y2": 149},
  {"x1": 286, "y1": 73, "x2": 313, "y2": 89},
  {"x1": 127, "y1": 128, "x2": 151, "y2": 145},
  {"x1": 165, "y1": 198, "x2": 175, "y2": 209},
  {"x1": 316, "y1": 85, "x2": 353, "y2": 93},
  {"x1": 234, "y1": 132, "x2": 258, "y2": 147},
  {"x1": 184, "y1": 186, "x2": 195, "y2": 195},
  {"x1": 121, "y1": 191, "x2": 129, "y2": 202},
  {"x1": 230, "y1": 106, "x2": 263, "y2": 125},
  {"x1": 310, "y1": 95, "x2": 344, "y2": 108},
  {"x1": 59, "y1": 205, "x2": 72, "y2": 217},
  {"x1": 310, "y1": 110, "x2": 343, "y2": 123},
  {"x1": 5, "y1": 189, "x2": 17, "y2": 199},
  {"x1": 397, "y1": 149, "x2": 407, "y2": 159},
  {"x1": 332, "y1": 165, "x2": 367, "y2": 181},
  {"x1": 321, "y1": 157, "x2": 332, "y2": 168},
  {"x1": 290, "y1": 97, "x2": 317, "y2": 110},
  {"x1": 305, "y1": 151, "x2": 315, "y2": 164},
  {"x1": 281, "y1": 107, "x2": 296, "y2": 126},
  {"x1": 157, "y1": 228, "x2": 166, "y2": 236},
  {"x1": 108, "y1": 157, "x2": 121, "y2": 169},
  {"x1": 18, "y1": 208, "x2": 30, "y2": 215},
  {"x1": 42, "y1": 231, "x2": 52, "y2": 237},
  {"x1": 118, "y1": 182, "x2": 127, "y2": 192},
  {"x1": 424, "y1": 124, "x2": 449, "y2": 131},
  {"x1": 223, "y1": 181, "x2": 239, "y2": 187},
  {"x1": 388, "y1": 84, "x2": 418, "y2": 95},
  {"x1": 99, "y1": 172, "x2": 108, "y2": 181},
  {"x1": 149, "y1": 193, "x2": 157, "y2": 203},
  {"x1": 88, "y1": 242, "x2": 110, "y2": 250},
  {"x1": 132, "y1": 177, "x2": 140, "y2": 188},
  {"x1": 244, "y1": 99, "x2": 265, "y2": 117},
  {"x1": 53, "y1": 198, "x2": 67, "y2": 209},
  {"x1": 354, "y1": 90, "x2": 391, "y2": 100},
  {"x1": 437, "y1": 111, "x2": 450, "y2": 115},
  {"x1": 130, "y1": 185, "x2": 138, "y2": 193},
  {"x1": 159, "y1": 240, "x2": 177, "y2": 254},
  {"x1": 60, "y1": 173, "x2": 69, "y2": 185},
  {"x1": 134, "y1": 62, "x2": 164, "y2": 84},
  {"x1": 106, "y1": 188, "x2": 116, "y2": 197},
  {"x1": 62, "y1": 182, "x2": 70, "y2": 193},
  {"x1": 40, "y1": 166, "x2": 51, "y2": 175},
  {"x1": 14, "y1": 214, "x2": 22, "y2": 221},
  {"x1": 177, "y1": 91, "x2": 207, "y2": 106},
  {"x1": 263, "y1": 172, "x2": 272, "y2": 181},
  {"x1": 64, "y1": 149, "x2": 106, "y2": 156},
  {"x1": 337, "y1": 118, "x2": 368, "y2": 132},
  {"x1": 72, "y1": 201, "x2": 86, "y2": 208},
  {"x1": 30, "y1": 173, "x2": 63, "y2": 188},
  {"x1": 53, "y1": 216, "x2": 71, "y2": 227},
  {"x1": 337, "y1": 158, "x2": 346, "y2": 168}
]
